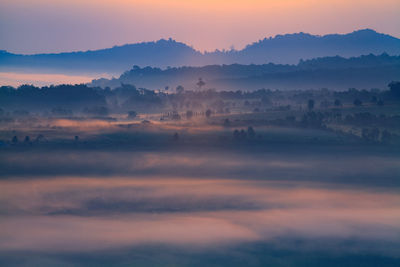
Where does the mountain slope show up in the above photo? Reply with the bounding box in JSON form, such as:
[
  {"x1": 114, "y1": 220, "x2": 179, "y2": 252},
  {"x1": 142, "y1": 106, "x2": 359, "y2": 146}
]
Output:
[
  {"x1": 89, "y1": 54, "x2": 400, "y2": 91},
  {"x1": 228, "y1": 29, "x2": 400, "y2": 64},
  {"x1": 1, "y1": 29, "x2": 400, "y2": 74},
  {"x1": 0, "y1": 39, "x2": 202, "y2": 74}
]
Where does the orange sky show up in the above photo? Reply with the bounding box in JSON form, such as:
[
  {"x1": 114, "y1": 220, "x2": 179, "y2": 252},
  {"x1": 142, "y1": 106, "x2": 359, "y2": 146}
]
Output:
[{"x1": 0, "y1": 0, "x2": 399, "y2": 53}]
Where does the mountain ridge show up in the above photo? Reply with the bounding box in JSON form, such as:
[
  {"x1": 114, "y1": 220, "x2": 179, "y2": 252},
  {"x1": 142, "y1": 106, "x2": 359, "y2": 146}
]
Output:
[
  {"x1": 1, "y1": 29, "x2": 400, "y2": 74},
  {"x1": 89, "y1": 53, "x2": 400, "y2": 91}
]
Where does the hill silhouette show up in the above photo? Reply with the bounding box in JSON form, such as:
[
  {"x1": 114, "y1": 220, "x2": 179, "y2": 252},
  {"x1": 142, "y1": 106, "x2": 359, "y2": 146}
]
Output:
[
  {"x1": 90, "y1": 54, "x2": 400, "y2": 91},
  {"x1": 1, "y1": 29, "x2": 400, "y2": 74}
]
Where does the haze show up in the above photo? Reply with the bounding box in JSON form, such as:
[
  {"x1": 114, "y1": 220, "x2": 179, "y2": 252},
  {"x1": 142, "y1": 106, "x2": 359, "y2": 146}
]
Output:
[{"x1": 0, "y1": 0, "x2": 399, "y2": 54}]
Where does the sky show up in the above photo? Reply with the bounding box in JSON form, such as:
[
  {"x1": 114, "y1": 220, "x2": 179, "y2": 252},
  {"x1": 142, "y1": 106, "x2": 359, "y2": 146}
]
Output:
[{"x1": 0, "y1": 0, "x2": 399, "y2": 54}]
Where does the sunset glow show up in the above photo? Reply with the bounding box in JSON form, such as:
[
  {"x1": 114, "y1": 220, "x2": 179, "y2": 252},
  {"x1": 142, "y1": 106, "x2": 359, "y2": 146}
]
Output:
[{"x1": 0, "y1": 0, "x2": 399, "y2": 53}]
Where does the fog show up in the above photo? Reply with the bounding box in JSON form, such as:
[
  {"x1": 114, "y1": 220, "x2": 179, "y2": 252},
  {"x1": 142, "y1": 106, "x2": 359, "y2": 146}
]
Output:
[
  {"x1": 0, "y1": 72, "x2": 101, "y2": 87},
  {"x1": 1, "y1": 175, "x2": 399, "y2": 266},
  {"x1": 1, "y1": 85, "x2": 400, "y2": 266}
]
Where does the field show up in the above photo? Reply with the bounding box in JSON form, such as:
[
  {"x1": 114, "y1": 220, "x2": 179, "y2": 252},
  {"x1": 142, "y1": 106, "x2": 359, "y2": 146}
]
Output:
[{"x1": 1, "y1": 97, "x2": 400, "y2": 266}]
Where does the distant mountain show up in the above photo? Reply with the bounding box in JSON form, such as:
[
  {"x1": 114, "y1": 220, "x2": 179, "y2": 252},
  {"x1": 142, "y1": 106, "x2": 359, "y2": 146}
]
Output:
[
  {"x1": 0, "y1": 39, "x2": 201, "y2": 75},
  {"x1": 226, "y1": 29, "x2": 400, "y2": 65},
  {"x1": 1, "y1": 29, "x2": 400, "y2": 74},
  {"x1": 90, "y1": 54, "x2": 400, "y2": 91}
]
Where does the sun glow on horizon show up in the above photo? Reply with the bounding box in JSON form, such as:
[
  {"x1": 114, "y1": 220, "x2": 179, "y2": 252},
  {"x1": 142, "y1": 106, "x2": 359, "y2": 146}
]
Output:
[{"x1": 0, "y1": 0, "x2": 399, "y2": 53}]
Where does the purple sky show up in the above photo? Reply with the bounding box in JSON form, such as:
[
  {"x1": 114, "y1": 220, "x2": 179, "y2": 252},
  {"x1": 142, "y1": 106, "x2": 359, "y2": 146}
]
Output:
[{"x1": 0, "y1": 0, "x2": 399, "y2": 54}]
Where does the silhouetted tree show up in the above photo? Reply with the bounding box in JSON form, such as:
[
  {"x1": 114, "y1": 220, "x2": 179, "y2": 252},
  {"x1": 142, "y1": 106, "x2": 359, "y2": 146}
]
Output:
[
  {"x1": 128, "y1": 111, "x2": 137, "y2": 119},
  {"x1": 247, "y1": 126, "x2": 255, "y2": 139},
  {"x1": 176, "y1": 85, "x2": 184, "y2": 94},
  {"x1": 196, "y1": 78, "x2": 205, "y2": 90},
  {"x1": 353, "y1": 99, "x2": 362, "y2": 106},
  {"x1": 186, "y1": 110, "x2": 193, "y2": 119},
  {"x1": 334, "y1": 99, "x2": 342, "y2": 107},
  {"x1": 301, "y1": 111, "x2": 324, "y2": 128},
  {"x1": 172, "y1": 112, "x2": 181, "y2": 120},
  {"x1": 11, "y1": 136, "x2": 18, "y2": 144},
  {"x1": 261, "y1": 96, "x2": 271, "y2": 105},
  {"x1": 24, "y1": 136, "x2": 32, "y2": 145},
  {"x1": 388, "y1": 81, "x2": 400, "y2": 97},
  {"x1": 308, "y1": 99, "x2": 315, "y2": 110},
  {"x1": 35, "y1": 134, "x2": 46, "y2": 143}
]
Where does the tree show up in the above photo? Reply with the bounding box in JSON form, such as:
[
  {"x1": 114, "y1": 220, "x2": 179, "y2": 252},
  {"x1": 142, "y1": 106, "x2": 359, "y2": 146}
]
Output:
[
  {"x1": 176, "y1": 85, "x2": 184, "y2": 94},
  {"x1": 186, "y1": 110, "x2": 193, "y2": 119},
  {"x1": 197, "y1": 78, "x2": 205, "y2": 90},
  {"x1": 172, "y1": 112, "x2": 181, "y2": 120},
  {"x1": 261, "y1": 96, "x2": 271, "y2": 105},
  {"x1": 35, "y1": 134, "x2": 46, "y2": 143},
  {"x1": 308, "y1": 99, "x2": 315, "y2": 110},
  {"x1": 247, "y1": 126, "x2": 255, "y2": 139},
  {"x1": 334, "y1": 99, "x2": 342, "y2": 107},
  {"x1": 24, "y1": 136, "x2": 32, "y2": 145},
  {"x1": 353, "y1": 99, "x2": 362, "y2": 106},
  {"x1": 205, "y1": 109, "x2": 212, "y2": 118},
  {"x1": 128, "y1": 111, "x2": 137, "y2": 119},
  {"x1": 388, "y1": 81, "x2": 400, "y2": 97}
]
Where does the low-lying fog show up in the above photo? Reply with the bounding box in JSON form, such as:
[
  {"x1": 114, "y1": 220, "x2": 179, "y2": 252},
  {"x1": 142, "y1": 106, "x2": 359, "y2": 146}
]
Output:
[
  {"x1": 1, "y1": 144, "x2": 400, "y2": 266},
  {"x1": 1, "y1": 111, "x2": 399, "y2": 266},
  {"x1": 0, "y1": 72, "x2": 107, "y2": 87}
]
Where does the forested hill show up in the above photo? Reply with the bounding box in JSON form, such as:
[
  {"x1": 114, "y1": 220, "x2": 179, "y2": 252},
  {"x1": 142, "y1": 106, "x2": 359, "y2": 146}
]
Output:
[
  {"x1": 89, "y1": 54, "x2": 400, "y2": 91},
  {"x1": 1, "y1": 29, "x2": 400, "y2": 74}
]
